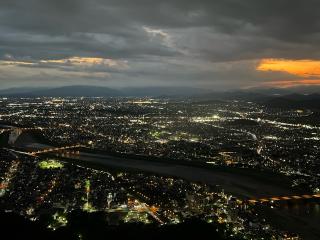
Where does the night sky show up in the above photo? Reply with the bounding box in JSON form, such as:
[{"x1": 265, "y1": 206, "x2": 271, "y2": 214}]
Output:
[{"x1": 0, "y1": 0, "x2": 320, "y2": 90}]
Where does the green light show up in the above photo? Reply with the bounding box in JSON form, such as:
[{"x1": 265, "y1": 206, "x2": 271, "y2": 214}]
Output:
[
  {"x1": 38, "y1": 159, "x2": 64, "y2": 169},
  {"x1": 85, "y1": 179, "x2": 90, "y2": 192}
]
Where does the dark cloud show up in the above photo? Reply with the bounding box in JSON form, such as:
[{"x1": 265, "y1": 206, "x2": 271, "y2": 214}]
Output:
[{"x1": 0, "y1": 0, "x2": 319, "y2": 88}]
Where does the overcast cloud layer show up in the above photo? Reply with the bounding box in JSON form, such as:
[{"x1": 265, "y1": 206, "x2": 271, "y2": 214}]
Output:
[{"x1": 0, "y1": 0, "x2": 320, "y2": 89}]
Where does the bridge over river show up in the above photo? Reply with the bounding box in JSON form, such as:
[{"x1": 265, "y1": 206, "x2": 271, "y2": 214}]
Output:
[
  {"x1": 248, "y1": 194, "x2": 320, "y2": 204},
  {"x1": 3, "y1": 140, "x2": 320, "y2": 239},
  {"x1": 2, "y1": 136, "x2": 314, "y2": 200}
]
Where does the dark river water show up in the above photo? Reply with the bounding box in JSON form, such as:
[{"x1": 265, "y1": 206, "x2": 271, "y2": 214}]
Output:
[
  {"x1": 259, "y1": 201, "x2": 320, "y2": 240},
  {"x1": 54, "y1": 151, "x2": 320, "y2": 239}
]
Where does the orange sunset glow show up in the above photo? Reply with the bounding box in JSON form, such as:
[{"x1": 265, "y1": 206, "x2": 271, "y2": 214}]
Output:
[
  {"x1": 257, "y1": 59, "x2": 320, "y2": 77},
  {"x1": 256, "y1": 59, "x2": 320, "y2": 87}
]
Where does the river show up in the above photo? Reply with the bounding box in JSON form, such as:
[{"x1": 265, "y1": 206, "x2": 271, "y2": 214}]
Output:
[
  {"x1": 259, "y1": 201, "x2": 320, "y2": 240},
  {"x1": 55, "y1": 151, "x2": 320, "y2": 239}
]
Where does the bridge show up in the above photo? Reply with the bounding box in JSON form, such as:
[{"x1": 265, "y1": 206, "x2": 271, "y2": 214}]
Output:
[
  {"x1": 247, "y1": 194, "x2": 320, "y2": 204},
  {"x1": 30, "y1": 144, "x2": 85, "y2": 155}
]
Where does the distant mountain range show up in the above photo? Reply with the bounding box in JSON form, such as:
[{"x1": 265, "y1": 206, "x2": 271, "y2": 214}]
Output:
[
  {"x1": 1, "y1": 85, "x2": 320, "y2": 97},
  {"x1": 1, "y1": 85, "x2": 320, "y2": 110},
  {"x1": 0, "y1": 86, "x2": 122, "y2": 97},
  {"x1": 0, "y1": 85, "x2": 212, "y2": 97}
]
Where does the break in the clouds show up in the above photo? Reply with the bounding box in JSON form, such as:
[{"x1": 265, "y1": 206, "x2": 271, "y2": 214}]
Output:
[{"x1": 0, "y1": 0, "x2": 320, "y2": 89}]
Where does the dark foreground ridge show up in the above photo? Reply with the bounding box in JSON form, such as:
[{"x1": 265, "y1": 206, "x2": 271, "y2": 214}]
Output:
[{"x1": 0, "y1": 210, "x2": 232, "y2": 240}]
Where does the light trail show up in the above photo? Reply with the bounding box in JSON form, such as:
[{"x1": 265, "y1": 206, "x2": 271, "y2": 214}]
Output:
[
  {"x1": 30, "y1": 144, "x2": 86, "y2": 155},
  {"x1": 248, "y1": 194, "x2": 320, "y2": 204}
]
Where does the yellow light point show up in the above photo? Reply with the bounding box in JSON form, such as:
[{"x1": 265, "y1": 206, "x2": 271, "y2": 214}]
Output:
[
  {"x1": 281, "y1": 197, "x2": 291, "y2": 200},
  {"x1": 302, "y1": 195, "x2": 312, "y2": 199},
  {"x1": 150, "y1": 206, "x2": 159, "y2": 213},
  {"x1": 257, "y1": 59, "x2": 320, "y2": 78},
  {"x1": 292, "y1": 196, "x2": 302, "y2": 199}
]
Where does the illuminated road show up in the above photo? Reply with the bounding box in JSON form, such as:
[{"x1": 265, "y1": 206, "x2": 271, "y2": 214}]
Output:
[
  {"x1": 30, "y1": 144, "x2": 85, "y2": 155},
  {"x1": 248, "y1": 194, "x2": 320, "y2": 204},
  {"x1": 133, "y1": 199, "x2": 164, "y2": 224}
]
